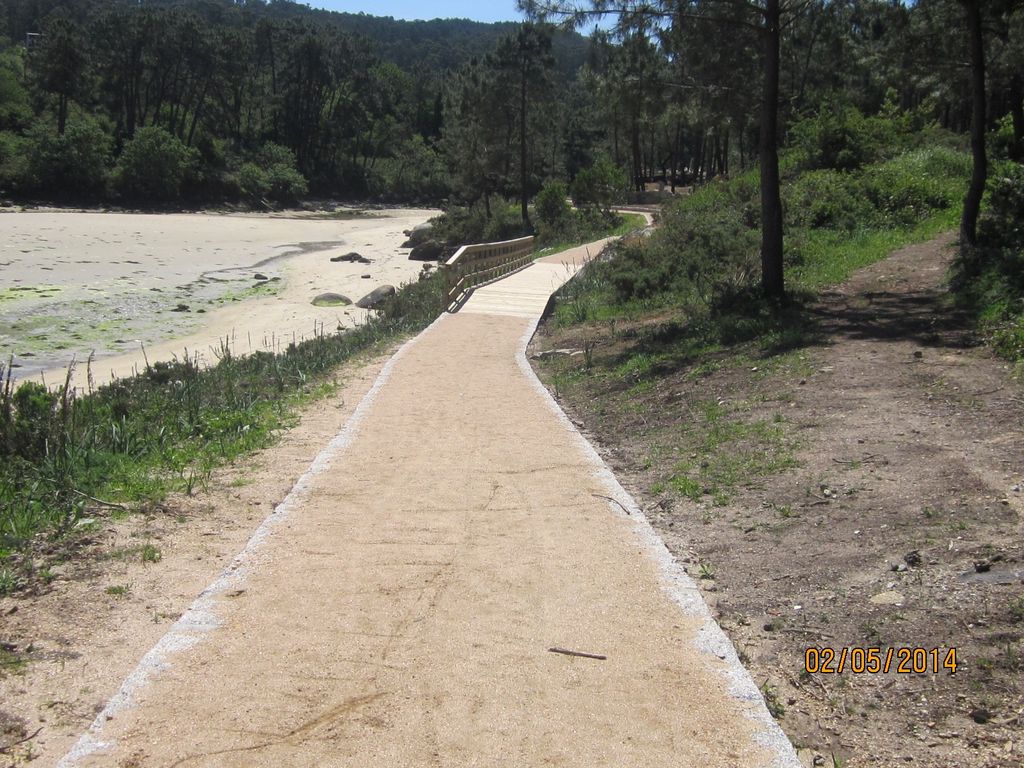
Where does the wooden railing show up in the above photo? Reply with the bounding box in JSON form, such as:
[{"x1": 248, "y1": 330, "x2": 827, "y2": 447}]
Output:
[{"x1": 442, "y1": 235, "x2": 535, "y2": 311}]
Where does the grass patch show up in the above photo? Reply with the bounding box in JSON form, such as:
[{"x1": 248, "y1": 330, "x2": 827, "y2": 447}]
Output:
[
  {"x1": 788, "y1": 209, "x2": 960, "y2": 289},
  {"x1": 549, "y1": 138, "x2": 969, "y2": 339},
  {"x1": 669, "y1": 402, "x2": 800, "y2": 504},
  {"x1": 0, "y1": 646, "x2": 26, "y2": 677},
  {"x1": 540, "y1": 137, "x2": 970, "y2": 477}
]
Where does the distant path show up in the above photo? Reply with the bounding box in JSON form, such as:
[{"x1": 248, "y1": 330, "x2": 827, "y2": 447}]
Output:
[{"x1": 59, "y1": 229, "x2": 798, "y2": 767}]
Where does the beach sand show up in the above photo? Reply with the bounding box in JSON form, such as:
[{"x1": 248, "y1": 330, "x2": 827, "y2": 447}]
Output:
[{"x1": 0, "y1": 208, "x2": 437, "y2": 387}]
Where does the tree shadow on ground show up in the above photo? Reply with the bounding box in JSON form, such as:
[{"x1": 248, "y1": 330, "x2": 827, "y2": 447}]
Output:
[
  {"x1": 807, "y1": 284, "x2": 979, "y2": 349},
  {"x1": 598, "y1": 278, "x2": 979, "y2": 387}
]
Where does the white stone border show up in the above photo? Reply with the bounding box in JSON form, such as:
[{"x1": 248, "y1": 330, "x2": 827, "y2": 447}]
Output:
[
  {"x1": 56, "y1": 314, "x2": 451, "y2": 767},
  {"x1": 515, "y1": 318, "x2": 802, "y2": 768}
]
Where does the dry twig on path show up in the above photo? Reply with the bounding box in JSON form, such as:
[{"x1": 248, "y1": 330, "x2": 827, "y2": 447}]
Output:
[
  {"x1": 548, "y1": 647, "x2": 607, "y2": 661},
  {"x1": 0, "y1": 727, "x2": 43, "y2": 755},
  {"x1": 592, "y1": 494, "x2": 631, "y2": 515}
]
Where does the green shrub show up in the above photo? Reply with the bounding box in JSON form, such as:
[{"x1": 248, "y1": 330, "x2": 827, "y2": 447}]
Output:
[
  {"x1": 604, "y1": 179, "x2": 758, "y2": 307},
  {"x1": 430, "y1": 199, "x2": 526, "y2": 246},
  {"x1": 603, "y1": 241, "x2": 676, "y2": 302},
  {"x1": 990, "y1": 114, "x2": 1023, "y2": 163},
  {"x1": 0, "y1": 47, "x2": 31, "y2": 131},
  {"x1": 534, "y1": 180, "x2": 572, "y2": 231},
  {"x1": 951, "y1": 165, "x2": 1024, "y2": 363},
  {"x1": 1, "y1": 382, "x2": 58, "y2": 461},
  {"x1": 571, "y1": 156, "x2": 627, "y2": 213},
  {"x1": 789, "y1": 102, "x2": 899, "y2": 171},
  {"x1": 25, "y1": 117, "x2": 110, "y2": 198},
  {"x1": 367, "y1": 135, "x2": 449, "y2": 202},
  {"x1": 0, "y1": 130, "x2": 27, "y2": 191},
  {"x1": 784, "y1": 169, "x2": 877, "y2": 231},
  {"x1": 237, "y1": 143, "x2": 308, "y2": 207},
  {"x1": 862, "y1": 149, "x2": 967, "y2": 227},
  {"x1": 581, "y1": 142, "x2": 967, "y2": 313},
  {"x1": 980, "y1": 165, "x2": 1024, "y2": 247},
  {"x1": 115, "y1": 126, "x2": 198, "y2": 202}
]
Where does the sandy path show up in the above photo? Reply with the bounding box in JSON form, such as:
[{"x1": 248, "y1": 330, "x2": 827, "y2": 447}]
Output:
[
  {"x1": 0, "y1": 209, "x2": 435, "y2": 385},
  {"x1": 58, "y1": 242, "x2": 798, "y2": 767},
  {"x1": 0, "y1": 347, "x2": 396, "y2": 765}
]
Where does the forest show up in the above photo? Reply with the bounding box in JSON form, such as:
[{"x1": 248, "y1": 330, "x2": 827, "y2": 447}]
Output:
[{"x1": 0, "y1": 0, "x2": 593, "y2": 206}]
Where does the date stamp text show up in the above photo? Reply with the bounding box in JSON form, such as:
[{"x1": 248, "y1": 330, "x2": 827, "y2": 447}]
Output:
[{"x1": 804, "y1": 646, "x2": 958, "y2": 675}]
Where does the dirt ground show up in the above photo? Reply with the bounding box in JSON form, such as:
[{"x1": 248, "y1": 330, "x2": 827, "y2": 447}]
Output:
[
  {"x1": 531, "y1": 233, "x2": 1024, "y2": 767},
  {"x1": 0, "y1": 348, "x2": 392, "y2": 766}
]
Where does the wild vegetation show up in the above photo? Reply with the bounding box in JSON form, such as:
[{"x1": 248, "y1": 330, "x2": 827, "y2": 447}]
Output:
[
  {"x1": 541, "y1": 109, "x2": 971, "y2": 500},
  {"x1": 953, "y1": 126, "x2": 1024, "y2": 369},
  {"x1": 0, "y1": 273, "x2": 445, "y2": 593}
]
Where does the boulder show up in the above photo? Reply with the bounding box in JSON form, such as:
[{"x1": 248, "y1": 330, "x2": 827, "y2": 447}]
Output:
[
  {"x1": 408, "y1": 239, "x2": 444, "y2": 261},
  {"x1": 311, "y1": 293, "x2": 352, "y2": 307},
  {"x1": 530, "y1": 348, "x2": 583, "y2": 361},
  {"x1": 401, "y1": 221, "x2": 433, "y2": 248},
  {"x1": 356, "y1": 285, "x2": 396, "y2": 309},
  {"x1": 330, "y1": 252, "x2": 373, "y2": 264}
]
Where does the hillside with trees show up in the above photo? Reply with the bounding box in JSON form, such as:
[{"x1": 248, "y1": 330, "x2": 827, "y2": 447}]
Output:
[{"x1": 0, "y1": 0, "x2": 590, "y2": 205}]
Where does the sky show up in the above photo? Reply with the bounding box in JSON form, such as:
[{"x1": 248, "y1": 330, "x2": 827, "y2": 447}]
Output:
[{"x1": 309, "y1": 0, "x2": 526, "y2": 24}]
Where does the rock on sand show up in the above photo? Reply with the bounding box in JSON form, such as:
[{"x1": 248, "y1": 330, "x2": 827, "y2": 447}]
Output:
[
  {"x1": 312, "y1": 293, "x2": 352, "y2": 307},
  {"x1": 356, "y1": 285, "x2": 396, "y2": 309}
]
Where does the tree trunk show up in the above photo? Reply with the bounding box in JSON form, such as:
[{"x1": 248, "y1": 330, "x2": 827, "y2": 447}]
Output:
[
  {"x1": 694, "y1": 131, "x2": 704, "y2": 182},
  {"x1": 671, "y1": 122, "x2": 681, "y2": 191},
  {"x1": 712, "y1": 132, "x2": 720, "y2": 182},
  {"x1": 520, "y1": 61, "x2": 531, "y2": 230},
  {"x1": 960, "y1": 0, "x2": 986, "y2": 247},
  {"x1": 723, "y1": 127, "x2": 730, "y2": 177},
  {"x1": 57, "y1": 94, "x2": 67, "y2": 135},
  {"x1": 631, "y1": 112, "x2": 643, "y2": 192},
  {"x1": 187, "y1": 76, "x2": 212, "y2": 146},
  {"x1": 612, "y1": 106, "x2": 620, "y2": 165},
  {"x1": 1009, "y1": 73, "x2": 1023, "y2": 163},
  {"x1": 759, "y1": 0, "x2": 785, "y2": 299}
]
